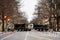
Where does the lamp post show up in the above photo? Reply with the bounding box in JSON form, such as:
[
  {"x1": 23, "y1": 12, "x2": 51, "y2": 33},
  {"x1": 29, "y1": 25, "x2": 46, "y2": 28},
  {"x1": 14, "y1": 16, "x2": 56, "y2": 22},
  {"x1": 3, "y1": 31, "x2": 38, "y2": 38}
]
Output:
[{"x1": 4, "y1": 16, "x2": 8, "y2": 32}]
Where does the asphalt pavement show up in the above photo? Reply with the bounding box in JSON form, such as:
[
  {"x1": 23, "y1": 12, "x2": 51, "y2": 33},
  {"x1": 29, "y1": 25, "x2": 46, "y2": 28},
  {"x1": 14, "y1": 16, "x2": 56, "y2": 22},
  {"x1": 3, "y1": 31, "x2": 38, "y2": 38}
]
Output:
[
  {"x1": 0, "y1": 30, "x2": 60, "y2": 40},
  {"x1": 0, "y1": 32, "x2": 13, "y2": 40}
]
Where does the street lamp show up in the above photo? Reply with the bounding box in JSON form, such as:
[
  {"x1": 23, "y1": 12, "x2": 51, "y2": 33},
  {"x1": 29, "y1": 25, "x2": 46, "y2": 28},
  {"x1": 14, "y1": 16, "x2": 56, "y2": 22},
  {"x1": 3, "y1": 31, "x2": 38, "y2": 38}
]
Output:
[
  {"x1": 7, "y1": 18, "x2": 10, "y2": 21},
  {"x1": 4, "y1": 16, "x2": 8, "y2": 32},
  {"x1": 4, "y1": 16, "x2": 7, "y2": 19}
]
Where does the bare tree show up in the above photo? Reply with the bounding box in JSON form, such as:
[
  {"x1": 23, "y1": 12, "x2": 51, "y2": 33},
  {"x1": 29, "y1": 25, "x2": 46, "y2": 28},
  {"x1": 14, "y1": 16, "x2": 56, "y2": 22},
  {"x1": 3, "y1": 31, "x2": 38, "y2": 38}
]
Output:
[{"x1": 33, "y1": 0, "x2": 50, "y2": 25}]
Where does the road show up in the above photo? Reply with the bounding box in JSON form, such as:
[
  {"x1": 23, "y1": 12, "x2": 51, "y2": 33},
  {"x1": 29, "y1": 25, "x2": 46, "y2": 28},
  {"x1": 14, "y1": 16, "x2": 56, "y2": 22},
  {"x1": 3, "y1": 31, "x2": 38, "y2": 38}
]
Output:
[{"x1": 0, "y1": 30, "x2": 60, "y2": 40}]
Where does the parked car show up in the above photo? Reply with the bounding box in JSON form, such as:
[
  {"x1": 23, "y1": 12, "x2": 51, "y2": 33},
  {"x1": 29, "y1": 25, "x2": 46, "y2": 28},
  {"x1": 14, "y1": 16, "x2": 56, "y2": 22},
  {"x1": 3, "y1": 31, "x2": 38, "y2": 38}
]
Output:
[{"x1": 34, "y1": 25, "x2": 48, "y2": 31}]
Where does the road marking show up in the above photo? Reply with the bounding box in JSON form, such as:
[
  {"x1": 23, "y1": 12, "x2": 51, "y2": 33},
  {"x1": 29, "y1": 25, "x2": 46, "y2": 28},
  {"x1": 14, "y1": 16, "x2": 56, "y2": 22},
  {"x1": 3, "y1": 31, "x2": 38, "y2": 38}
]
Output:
[
  {"x1": 0, "y1": 33, "x2": 6, "y2": 36},
  {"x1": 25, "y1": 31, "x2": 29, "y2": 40},
  {"x1": 0, "y1": 32, "x2": 14, "y2": 40},
  {"x1": 29, "y1": 34, "x2": 52, "y2": 40}
]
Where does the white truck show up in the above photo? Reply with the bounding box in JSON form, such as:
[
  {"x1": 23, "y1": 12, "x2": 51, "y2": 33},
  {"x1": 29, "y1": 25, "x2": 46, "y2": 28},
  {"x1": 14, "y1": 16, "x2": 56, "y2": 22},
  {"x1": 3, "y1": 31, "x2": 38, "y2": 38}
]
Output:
[{"x1": 28, "y1": 24, "x2": 34, "y2": 31}]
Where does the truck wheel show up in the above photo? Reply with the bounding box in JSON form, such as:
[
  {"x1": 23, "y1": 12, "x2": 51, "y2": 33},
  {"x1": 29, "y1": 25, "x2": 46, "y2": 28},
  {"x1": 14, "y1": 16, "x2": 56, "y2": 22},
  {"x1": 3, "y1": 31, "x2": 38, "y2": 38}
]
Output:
[
  {"x1": 21, "y1": 29, "x2": 22, "y2": 31},
  {"x1": 29, "y1": 29, "x2": 31, "y2": 31},
  {"x1": 18, "y1": 29, "x2": 19, "y2": 31}
]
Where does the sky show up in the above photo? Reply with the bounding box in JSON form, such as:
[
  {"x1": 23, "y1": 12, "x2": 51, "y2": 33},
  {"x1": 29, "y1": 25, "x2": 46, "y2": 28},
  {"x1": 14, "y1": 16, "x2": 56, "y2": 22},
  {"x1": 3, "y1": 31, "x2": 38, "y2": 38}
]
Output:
[{"x1": 20, "y1": 0, "x2": 38, "y2": 22}]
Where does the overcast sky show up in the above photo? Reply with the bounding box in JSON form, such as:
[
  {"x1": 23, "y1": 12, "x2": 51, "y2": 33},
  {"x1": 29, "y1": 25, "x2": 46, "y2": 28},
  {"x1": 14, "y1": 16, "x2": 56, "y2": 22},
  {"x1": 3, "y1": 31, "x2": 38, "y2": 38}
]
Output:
[{"x1": 20, "y1": 0, "x2": 38, "y2": 22}]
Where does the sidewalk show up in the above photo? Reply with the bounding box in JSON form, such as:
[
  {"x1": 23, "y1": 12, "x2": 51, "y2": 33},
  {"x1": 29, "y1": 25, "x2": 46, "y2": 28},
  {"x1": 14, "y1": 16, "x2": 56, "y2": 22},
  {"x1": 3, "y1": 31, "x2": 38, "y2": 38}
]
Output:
[
  {"x1": 0, "y1": 32, "x2": 13, "y2": 35},
  {"x1": 41, "y1": 32, "x2": 60, "y2": 38},
  {"x1": 0, "y1": 32, "x2": 13, "y2": 40}
]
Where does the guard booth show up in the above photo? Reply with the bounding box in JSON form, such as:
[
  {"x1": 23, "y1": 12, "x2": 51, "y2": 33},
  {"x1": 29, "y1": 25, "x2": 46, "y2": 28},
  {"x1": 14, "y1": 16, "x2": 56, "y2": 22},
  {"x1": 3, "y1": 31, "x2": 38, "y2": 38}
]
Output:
[{"x1": 28, "y1": 24, "x2": 34, "y2": 30}]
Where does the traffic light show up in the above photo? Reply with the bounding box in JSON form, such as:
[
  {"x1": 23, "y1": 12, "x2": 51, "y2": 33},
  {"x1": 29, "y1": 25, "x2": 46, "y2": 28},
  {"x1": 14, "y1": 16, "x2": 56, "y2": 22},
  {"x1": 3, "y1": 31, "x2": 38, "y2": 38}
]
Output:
[{"x1": 4, "y1": 16, "x2": 7, "y2": 19}]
